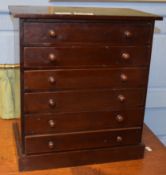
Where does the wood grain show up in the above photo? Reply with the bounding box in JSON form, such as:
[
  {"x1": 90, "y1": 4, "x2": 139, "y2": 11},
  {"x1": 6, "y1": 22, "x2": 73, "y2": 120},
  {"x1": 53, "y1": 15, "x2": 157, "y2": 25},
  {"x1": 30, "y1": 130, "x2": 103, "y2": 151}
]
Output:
[
  {"x1": 23, "y1": 46, "x2": 151, "y2": 68},
  {"x1": 0, "y1": 119, "x2": 165, "y2": 174},
  {"x1": 25, "y1": 128, "x2": 141, "y2": 154},
  {"x1": 23, "y1": 22, "x2": 153, "y2": 45},
  {"x1": 25, "y1": 109, "x2": 144, "y2": 135},
  {"x1": 9, "y1": 6, "x2": 163, "y2": 171},
  {"x1": 24, "y1": 89, "x2": 146, "y2": 113},
  {"x1": 9, "y1": 6, "x2": 162, "y2": 20},
  {"x1": 24, "y1": 68, "x2": 148, "y2": 91}
]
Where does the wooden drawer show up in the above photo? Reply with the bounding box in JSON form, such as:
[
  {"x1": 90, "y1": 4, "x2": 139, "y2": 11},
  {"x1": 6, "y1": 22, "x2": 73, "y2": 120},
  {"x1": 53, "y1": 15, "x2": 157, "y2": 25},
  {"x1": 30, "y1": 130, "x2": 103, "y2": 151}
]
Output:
[
  {"x1": 25, "y1": 109, "x2": 144, "y2": 135},
  {"x1": 23, "y1": 46, "x2": 151, "y2": 68},
  {"x1": 23, "y1": 22, "x2": 152, "y2": 45},
  {"x1": 25, "y1": 128, "x2": 142, "y2": 154},
  {"x1": 24, "y1": 68, "x2": 148, "y2": 91},
  {"x1": 24, "y1": 89, "x2": 146, "y2": 114}
]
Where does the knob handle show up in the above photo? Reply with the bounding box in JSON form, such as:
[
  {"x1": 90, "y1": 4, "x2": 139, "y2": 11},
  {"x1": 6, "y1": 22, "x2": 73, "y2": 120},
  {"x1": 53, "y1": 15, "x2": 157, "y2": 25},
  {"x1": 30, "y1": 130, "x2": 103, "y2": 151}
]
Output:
[
  {"x1": 48, "y1": 120, "x2": 55, "y2": 128},
  {"x1": 116, "y1": 136, "x2": 123, "y2": 143},
  {"x1": 115, "y1": 114, "x2": 124, "y2": 123},
  {"x1": 124, "y1": 30, "x2": 132, "y2": 38},
  {"x1": 121, "y1": 52, "x2": 130, "y2": 60},
  {"x1": 120, "y1": 73, "x2": 128, "y2": 82},
  {"x1": 48, "y1": 76, "x2": 56, "y2": 84},
  {"x1": 48, "y1": 141, "x2": 54, "y2": 149},
  {"x1": 48, "y1": 29, "x2": 57, "y2": 38},
  {"x1": 118, "y1": 94, "x2": 126, "y2": 103},
  {"x1": 48, "y1": 99, "x2": 56, "y2": 107},
  {"x1": 48, "y1": 53, "x2": 56, "y2": 62}
]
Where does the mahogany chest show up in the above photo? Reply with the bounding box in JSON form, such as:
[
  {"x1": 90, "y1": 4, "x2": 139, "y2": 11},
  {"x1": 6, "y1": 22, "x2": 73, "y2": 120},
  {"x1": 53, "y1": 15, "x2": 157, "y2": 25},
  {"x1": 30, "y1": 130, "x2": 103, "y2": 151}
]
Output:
[{"x1": 9, "y1": 6, "x2": 162, "y2": 171}]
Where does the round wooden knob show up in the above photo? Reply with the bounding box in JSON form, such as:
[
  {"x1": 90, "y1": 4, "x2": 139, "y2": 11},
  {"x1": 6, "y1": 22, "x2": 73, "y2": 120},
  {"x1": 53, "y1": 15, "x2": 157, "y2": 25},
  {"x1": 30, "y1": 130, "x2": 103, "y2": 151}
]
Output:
[
  {"x1": 115, "y1": 114, "x2": 124, "y2": 123},
  {"x1": 120, "y1": 73, "x2": 128, "y2": 82},
  {"x1": 48, "y1": 29, "x2": 57, "y2": 37},
  {"x1": 48, "y1": 53, "x2": 56, "y2": 62},
  {"x1": 48, "y1": 141, "x2": 54, "y2": 149},
  {"x1": 48, "y1": 99, "x2": 56, "y2": 107},
  {"x1": 48, "y1": 120, "x2": 55, "y2": 128},
  {"x1": 118, "y1": 94, "x2": 126, "y2": 103},
  {"x1": 116, "y1": 136, "x2": 123, "y2": 143},
  {"x1": 48, "y1": 76, "x2": 56, "y2": 84},
  {"x1": 121, "y1": 52, "x2": 130, "y2": 60},
  {"x1": 124, "y1": 30, "x2": 132, "y2": 38}
]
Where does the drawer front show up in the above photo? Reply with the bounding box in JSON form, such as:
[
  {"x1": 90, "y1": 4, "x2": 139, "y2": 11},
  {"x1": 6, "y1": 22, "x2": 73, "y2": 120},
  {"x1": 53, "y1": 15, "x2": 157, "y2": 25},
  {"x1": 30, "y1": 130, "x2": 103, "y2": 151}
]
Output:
[
  {"x1": 24, "y1": 68, "x2": 148, "y2": 91},
  {"x1": 25, "y1": 128, "x2": 141, "y2": 154},
  {"x1": 24, "y1": 89, "x2": 146, "y2": 113},
  {"x1": 25, "y1": 109, "x2": 144, "y2": 135},
  {"x1": 23, "y1": 22, "x2": 152, "y2": 45},
  {"x1": 23, "y1": 46, "x2": 151, "y2": 68}
]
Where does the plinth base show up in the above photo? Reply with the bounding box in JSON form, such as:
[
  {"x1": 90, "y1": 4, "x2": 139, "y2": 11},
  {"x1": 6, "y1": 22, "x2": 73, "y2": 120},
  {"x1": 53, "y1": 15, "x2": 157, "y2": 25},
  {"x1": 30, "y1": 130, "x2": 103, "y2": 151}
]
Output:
[{"x1": 13, "y1": 122, "x2": 145, "y2": 171}]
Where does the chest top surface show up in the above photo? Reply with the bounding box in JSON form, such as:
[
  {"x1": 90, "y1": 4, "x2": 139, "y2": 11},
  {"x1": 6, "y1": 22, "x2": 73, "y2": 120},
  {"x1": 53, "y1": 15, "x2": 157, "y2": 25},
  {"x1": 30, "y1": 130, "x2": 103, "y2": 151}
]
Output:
[{"x1": 9, "y1": 6, "x2": 162, "y2": 20}]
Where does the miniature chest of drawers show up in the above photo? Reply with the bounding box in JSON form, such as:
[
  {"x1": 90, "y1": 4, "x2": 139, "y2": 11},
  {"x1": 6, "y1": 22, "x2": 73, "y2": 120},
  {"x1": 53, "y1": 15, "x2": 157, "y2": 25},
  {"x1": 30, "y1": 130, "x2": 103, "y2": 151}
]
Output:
[{"x1": 9, "y1": 6, "x2": 162, "y2": 171}]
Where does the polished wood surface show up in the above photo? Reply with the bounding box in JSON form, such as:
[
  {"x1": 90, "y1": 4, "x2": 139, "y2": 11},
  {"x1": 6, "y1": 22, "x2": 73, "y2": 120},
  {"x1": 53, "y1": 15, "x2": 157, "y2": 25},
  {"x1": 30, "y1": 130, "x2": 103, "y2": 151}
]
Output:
[
  {"x1": 9, "y1": 6, "x2": 162, "y2": 20},
  {"x1": 24, "y1": 68, "x2": 148, "y2": 91},
  {"x1": 14, "y1": 121, "x2": 145, "y2": 171},
  {"x1": 23, "y1": 22, "x2": 153, "y2": 45},
  {"x1": 9, "y1": 6, "x2": 162, "y2": 171},
  {"x1": 0, "y1": 120, "x2": 165, "y2": 174},
  {"x1": 25, "y1": 109, "x2": 144, "y2": 135},
  {"x1": 25, "y1": 128, "x2": 141, "y2": 154},
  {"x1": 23, "y1": 46, "x2": 151, "y2": 68},
  {"x1": 24, "y1": 89, "x2": 146, "y2": 113}
]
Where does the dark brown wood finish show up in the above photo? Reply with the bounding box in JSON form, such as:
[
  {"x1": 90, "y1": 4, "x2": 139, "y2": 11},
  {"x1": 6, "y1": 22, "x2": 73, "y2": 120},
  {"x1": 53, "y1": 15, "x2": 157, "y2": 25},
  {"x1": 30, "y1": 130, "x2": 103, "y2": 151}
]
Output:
[
  {"x1": 9, "y1": 5, "x2": 162, "y2": 171},
  {"x1": 24, "y1": 68, "x2": 148, "y2": 91},
  {"x1": 9, "y1": 6, "x2": 162, "y2": 20},
  {"x1": 25, "y1": 128, "x2": 141, "y2": 154},
  {"x1": 1, "y1": 120, "x2": 163, "y2": 173},
  {"x1": 23, "y1": 46, "x2": 151, "y2": 68},
  {"x1": 25, "y1": 109, "x2": 144, "y2": 135},
  {"x1": 13, "y1": 122, "x2": 145, "y2": 172},
  {"x1": 24, "y1": 89, "x2": 146, "y2": 113},
  {"x1": 23, "y1": 22, "x2": 153, "y2": 45}
]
